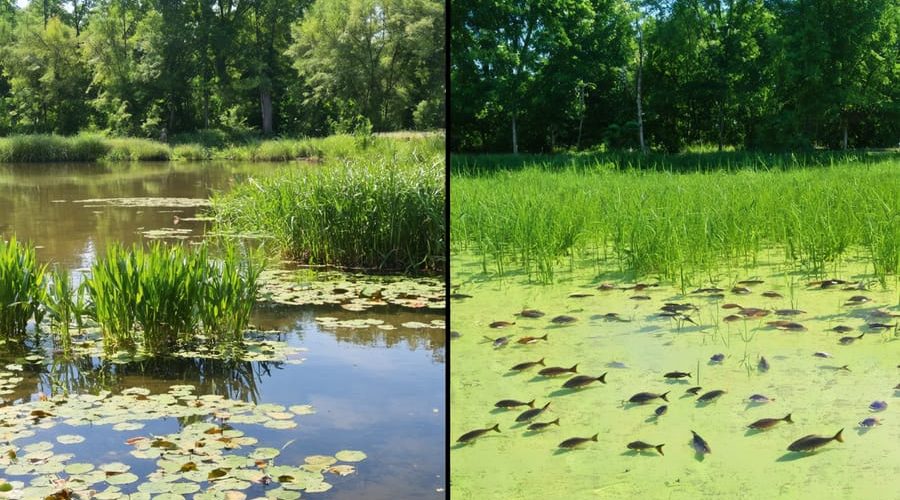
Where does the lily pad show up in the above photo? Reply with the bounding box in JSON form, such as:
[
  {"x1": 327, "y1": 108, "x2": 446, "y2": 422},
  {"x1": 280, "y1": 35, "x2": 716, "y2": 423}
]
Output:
[
  {"x1": 334, "y1": 450, "x2": 367, "y2": 462},
  {"x1": 56, "y1": 434, "x2": 85, "y2": 445},
  {"x1": 105, "y1": 472, "x2": 139, "y2": 485}
]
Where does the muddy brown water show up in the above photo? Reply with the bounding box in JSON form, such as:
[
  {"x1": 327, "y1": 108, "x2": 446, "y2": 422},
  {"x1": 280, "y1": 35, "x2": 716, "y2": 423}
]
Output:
[{"x1": 0, "y1": 161, "x2": 446, "y2": 498}]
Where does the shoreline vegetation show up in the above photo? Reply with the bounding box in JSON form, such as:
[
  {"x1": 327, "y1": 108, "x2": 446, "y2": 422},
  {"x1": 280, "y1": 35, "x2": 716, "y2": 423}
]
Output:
[{"x1": 0, "y1": 130, "x2": 442, "y2": 163}]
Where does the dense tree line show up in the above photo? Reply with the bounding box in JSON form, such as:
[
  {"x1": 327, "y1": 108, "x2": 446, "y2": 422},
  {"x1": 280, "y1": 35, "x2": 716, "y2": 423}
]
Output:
[
  {"x1": 0, "y1": 0, "x2": 443, "y2": 137},
  {"x1": 451, "y1": 0, "x2": 899, "y2": 152}
]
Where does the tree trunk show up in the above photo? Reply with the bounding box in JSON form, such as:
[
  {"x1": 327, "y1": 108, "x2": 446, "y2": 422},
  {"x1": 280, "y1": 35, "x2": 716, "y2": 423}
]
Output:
[
  {"x1": 260, "y1": 88, "x2": 273, "y2": 135},
  {"x1": 842, "y1": 119, "x2": 848, "y2": 150},
  {"x1": 512, "y1": 114, "x2": 518, "y2": 154},
  {"x1": 636, "y1": 21, "x2": 646, "y2": 154}
]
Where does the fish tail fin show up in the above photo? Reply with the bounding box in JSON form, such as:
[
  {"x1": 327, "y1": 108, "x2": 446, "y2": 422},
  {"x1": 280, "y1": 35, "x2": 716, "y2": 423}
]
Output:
[
  {"x1": 538, "y1": 358, "x2": 545, "y2": 366},
  {"x1": 598, "y1": 372, "x2": 607, "y2": 384},
  {"x1": 688, "y1": 373, "x2": 692, "y2": 378},
  {"x1": 543, "y1": 401, "x2": 551, "y2": 410},
  {"x1": 833, "y1": 428, "x2": 843, "y2": 442},
  {"x1": 551, "y1": 418, "x2": 560, "y2": 426},
  {"x1": 660, "y1": 391, "x2": 669, "y2": 402},
  {"x1": 656, "y1": 444, "x2": 665, "y2": 456},
  {"x1": 540, "y1": 333, "x2": 548, "y2": 341},
  {"x1": 590, "y1": 433, "x2": 599, "y2": 442},
  {"x1": 526, "y1": 399, "x2": 535, "y2": 408},
  {"x1": 491, "y1": 424, "x2": 500, "y2": 433},
  {"x1": 784, "y1": 413, "x2": 793, "y2": 423},
  {"x1": 570, "y1": 364, "x2": 579, "y2": 373}
]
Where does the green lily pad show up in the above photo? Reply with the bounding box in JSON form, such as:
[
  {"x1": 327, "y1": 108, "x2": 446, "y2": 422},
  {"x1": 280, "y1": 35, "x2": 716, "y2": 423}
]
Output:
[
  {"x1": 304, "y1": 455, "x2": 337, "y2": 467},
  {"x1": 249, "y1": 447, "x2": 280, "y2": 460},
  {"x1": 335, "y1": 450, "x2": 367, "y2": 462},
  {"x1": 105, "y1": 472, "x2": 139, "y2": 485},
  {"x1": 64, "y1": 462, "x2": 95, "y2": 474},
  {"x1": 100, "y1": 462, "x2": 131, "y2": 474},
  {"x1": 288, "y1": 405, "x2": 315, "y2": 415}
]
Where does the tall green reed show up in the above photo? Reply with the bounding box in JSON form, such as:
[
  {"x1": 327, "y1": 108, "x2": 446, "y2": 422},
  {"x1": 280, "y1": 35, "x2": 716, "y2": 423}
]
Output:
[{"x1": 0, "y1": 237, "x2": 46, "y2": 339}]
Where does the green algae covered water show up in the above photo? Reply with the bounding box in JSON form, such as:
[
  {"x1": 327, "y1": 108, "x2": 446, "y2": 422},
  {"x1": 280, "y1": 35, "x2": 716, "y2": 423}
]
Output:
[{"x1": 450, "y1": 253, "x2": 899, "y2": 499}]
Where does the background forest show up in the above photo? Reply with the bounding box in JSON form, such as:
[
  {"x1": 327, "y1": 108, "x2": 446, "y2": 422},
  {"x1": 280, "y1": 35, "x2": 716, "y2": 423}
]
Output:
[
  {"x1": 451, "y1": 0, "x2": 899, "y2": 153},
  {"x1": 0, "y1": 0, "x2": 444, "y2": 139}
]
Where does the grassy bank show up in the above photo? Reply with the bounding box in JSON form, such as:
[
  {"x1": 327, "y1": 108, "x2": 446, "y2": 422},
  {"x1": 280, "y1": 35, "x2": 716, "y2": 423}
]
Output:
[
  {"x1": 0, "y1": 131, "x2": 444, "y2": 163},
  {"x1": 213, "y1": 136, "x2": 445, "y2": 273},
  {"x1": 452, "y1": 158, "x2": 900, "y2": 284}
]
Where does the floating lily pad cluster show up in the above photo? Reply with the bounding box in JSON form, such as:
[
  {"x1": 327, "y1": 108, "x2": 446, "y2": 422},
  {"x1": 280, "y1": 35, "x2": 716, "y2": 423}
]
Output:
[
  {"x1": 258, "y1": 269, "x2": 445, "y2": 311},
  {"x1": 314, "y1": 316, "x2": 445, "y2": 331},
  {"x1": 73, "y1": 198, "x2": 212, "y2": 208},
  {"x1": 0, "y1": 385, "x2": 365, "y2": 499},
  {"x1": 0, "y1": 364, "x2": 25, "y2": 404},
  {"x1": 140, "y1": 228, "x2": 196, "y2": 240}
]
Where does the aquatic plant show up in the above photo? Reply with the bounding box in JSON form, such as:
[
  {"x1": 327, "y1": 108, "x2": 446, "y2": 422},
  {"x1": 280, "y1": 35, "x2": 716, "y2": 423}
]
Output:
[
  {"x1": 172, "y1": 143, "x2": 211, "y2": 160},
  {"x1": 214, "y1": 139, "x2": 445, "y2": 273},
  {"x1": 199, "y1": 244, "x2": 265, "y2": 345},
  {"x1": 0, "y1": 236, "x2": 46, "y2": 339},
  {"x1": 43, "y1": 267, "x2": 78, "y2": 351}
]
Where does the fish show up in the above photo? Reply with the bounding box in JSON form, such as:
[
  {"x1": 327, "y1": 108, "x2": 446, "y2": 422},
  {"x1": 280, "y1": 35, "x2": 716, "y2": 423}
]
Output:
[
  {"x1": 495, "y1": 399, "x2": 535, "y2": 409},
  {"x1": 510, "y1": 358, "x2": 546, "y2": 371},
  {"x1": 623, "y1": 283, "x2": 658, "y2": 291},
  {"x1": 758, "y1": 356, "x2": 770, "y2": 372},
  {"x1": 489, "y1": 321, "x2": 515, "y2": 329},
  {"x1": 869, "y1": 400, "x2": 887, "y2": 412},
  {"x1": 627, "y1": 441, "x2": 665, "y2": 455},
  {"x1": 661, "y1": 303, "x2": 698, "y2": 312},
  {"x1": 630, "y1": 295, "x2": 652, "y2": 301},
  {"x1": 562, "y1": 373, "x2": 607, "y2": 389},
  {"x1": 859, "y1": 417, "x2": 881, "y2": 428},
  {"x1": 457, "y1": 424, "x2": 500, "y2": 443},
  {"x1": 518, "y1": 309, "x2": 545, "y2": 318},
  {"x1": 844, "y1": 295, "x2": 870, "y2": 305},
  {"x1": 813, "y1": 351, "x2": 832, "y2": 358},
  {"x1": 839, "y1": 333, "x2": 864, "y2": 345},
  {"x1": 600, "y1": 312, "x2": 629, "y2": 322},
  {"x1": 738, "y1": 279, "x2": 765, "y2": 285},
  {"x1": 787, "y1": 429, "x2": 843, "y2": 452},
  {"x1": 550, "y1": 315, "x2": 577, "y2": 324},
  {"x1": 723, "y1": 314, "x2": 743, "y2": 322},
  {"x1": 516, "y1": 334, "x2": 549, "y2": 344},
  {"x1": 708, "y1": 293, "x2": 725, "y2": 299},
  {"x1": 830, "y1": 325, "x2": 854, "y2": 333},
  {"x1": 654, "y1": 405, "x2": 668, "y2": 416},
  {"x1": 527, "y1": 418, "x2": 560, "y2": 431},
  {"x1": 450, "y1": 330, "x2": 461, "y2": 339},
  {"x1": 820, "y1": 364, "x2": 851, "y2": 372},
  {"x1": 749, "y1": 394, "x2": 774, "y2": 403},
  {"x1": 722, "y1": 303, "x2": 743, "y2": 309},
  {"x1": 628, "y1": 391, "x2": 670, "y2": 404},
  {"x1": 697, "y1": 389, "x2": 726, "y2": 402},
  {"x1": 515, "y1": 402, "x2": 551, "y2": 422},
  {"x1": 748, "y1": 414, "x2": 793, "y2": 430},
  {"x1": 664, "y1": 371, "x2": 691, "y2": 379},
  {"x1": 868, "y1": 323, "x2": 897, "y2": 330},
  {"x1": 775, "y1": 309, "x2": 806, "y2": 316},
  {"x1": 690, "y1": 430, "x2": 711, "y2": 454},
  {"x1": 558, "y1": 433, "x2": 598, "y2": 449},
  {"x1": 686, "y1": 386, "x2": 703, "y2": 395},
  {"x1": 449, "y1": 293, "x2": 472, "y2": 300},
  {"x1": 606, "y1": 361, "x2": 628, "y2": 369},
  {"x1": 483, "y1": 335, "x2": 510, "y2": 348},
  {"x1": 761, "y1": 291, "x2": 783, "y2": 298},
  {"x1": 709, "y1": 353, "x2": 725, "y2": 363},
  {"x1": 597, "y1": 283, "x2": 617, "y2": 291},
  {"x1": 732, "y1": 286, "x2": 752, "y2": 295},
  {"x1": 692, "y1": 287, "x2": 724, "y2": 294},
  {"x1": 739, "y1": 308, "x2": 770, "y2": 318},
  {"x1": 870, "y1": 309, "x2": 900, "y2": 318},
  {"x1": 894, "y1": 383, "x2": 900, "y2": 390},
  {"x1": 809, "y1": 279, "x2": 847, "y2": 289},
  {"x1": 773, "y1": 321, "x2": 806, "y2": 332},
  {"x1": 538, "y1": 364, "x2": 578, "y2": 377},
  {"x1": 568, "y1": 292, "x2": 593, "y2": 298}
]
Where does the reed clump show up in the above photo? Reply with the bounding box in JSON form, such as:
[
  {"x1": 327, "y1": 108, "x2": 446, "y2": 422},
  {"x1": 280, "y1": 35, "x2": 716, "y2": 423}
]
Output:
[{"x1": 0, "y1": 237, "x2": 46, "y2": 340}]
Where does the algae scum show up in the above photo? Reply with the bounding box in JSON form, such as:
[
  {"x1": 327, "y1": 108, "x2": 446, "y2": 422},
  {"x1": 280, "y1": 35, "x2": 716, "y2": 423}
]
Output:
[
  {"x1": 0, "y1": 161, "x2": 446, "y2": 498},
  {"x1": 450, "y1": 256, "x2": 900, "y2": 499}
]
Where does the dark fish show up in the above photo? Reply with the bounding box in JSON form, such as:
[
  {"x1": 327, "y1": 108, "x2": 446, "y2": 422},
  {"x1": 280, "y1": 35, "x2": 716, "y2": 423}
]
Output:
[
  {"x1": 831, "y1": 325, "x2": 854, "y2": 333},
  {"x1": 550, "y1": 315, "x2": 577, "y2": 324},
  {"x1": 761, "y1": 291, "x2": 783, "y2": 298},
  {"x1": 483, "y1": 335, "x2": 509, "y2": 348},
  {"x1": 839, "y1": 333, "x2": 864, "y2": 345},
  {"x1": 749, "y1": 394, "x2": 773, "y2": 403},
  {"x1": 844, "y1": 295, "x2": 870, "y2": 305},
  {"x1": 748, "y1": 414, "x2": 793, "y2": 430},
  {"x1": 628, "y1": 391, "x2": 670, "y2": 404},
  {"x1": 527, "y1": 418, "x2": 560, "y2": 431},
  {"x1": 870, "y1": 309, "x2": 900, "y2": 318},
  {"x1": 457, "y1": 424, "x2": 500, "y2": 443},
  {"x1": 518, "y1": 309, "x2": 545, "y2": 318},
  {"x1": 731, "y1": 286, "x2": 752, "y2": 295},
  {"x1": 869, "y1": 400, "x2": 887, "y2": 412},
  {"x1": 758, "y1": 356, "x2": 770, "y2": 372},
  {"x1": 600, "y1": 312, "x2": 628, "y2": 322},
  {"x1": 858, "y1": 417, "x2": 881, "y2": 428},
  {"x1": 664, "y1": 371, "x2": 691, "y2": 379},
  {"x1": 606, "y1": 361, "x2": 628, "y2": 369},
  {"x1": 450, "y1": 330, "x2": 461, "y2": 339},
  {"x1": 630, "y1": 295, "x2": 652, "y2": 301},
  {"x1": 813, "y1": 351, "x2": 832, "y2": 358},
  {"x1": 510, "y1": 358, "x2": 546, "y2": 371},
  {"x1": 697, "y1": 389, "x2": 726, "y2": 402},
  {"x1": 562, "y1": 373, "x2": 607, "y2": 389},
  {"x1": 692, "y1": 287, "x2": 724, "y2": 294},
  {"x1": 661, "y1": 303, "x2": 698, "y2": 312},
  {"x1": 809, "y1": 279, "x2": 846, "y2": 289},
  {"x1": 739, "y1": 308, "x2": 770, "y2": 318},
  {"x1": 738, "y1": 279, "x2": 765, "y2": 285},
  {"x1": 623, "y1": 283, "x2": 658, "y2": 291},
  {"x1": 868, "y1": 323, "x2": 897, "y2": 330},
  {"x1": 722, "y1": 303, "x2": 743, "y2": 309},
  {"x1": 627, "y1": 441, "x2": 665, "y2": 455},
  {"x1": 820, "y1": 364, "x2": 851, "y2": 372},
  {"x1": 516, "y1": 333, "x2": 549, "y2": 344},
  {"x1": 723, "y1": 314, "x2": 743, "y2": 322},
  {"x1": 539, "y1": 364, "x2": 578, "y2": 377},
  {"x1": 686, "y1": 386, "x2": 703, "y2": 395},
  {"x1": 597, "y1": 283, "x2": 616, "y2": 291},
  {"x1": 568, "y1": 292, "x2": 593, "y2": 298},
  {"x1": 894, "y1": 383, "x2": 900, "y2": 390},
  {"x1": 788, "y1": 429, "x2": 843, "y2": 452},
  {"x1": 495, "y1": 399, "x2": 535, "y2": 409},
  {"x1": 654, "y1": 405, "x2": 668, "y2": 416},
  {"x1": 490, "y1": 321, "x2": 515, "y2": 329},
  {"x1": 559, "y1": 434, "x2": 598, "y2": 449},
  {"x1": 449, "y1": 293, "x2": 472, "y2": 300},
  {"x1": 515, "y1": 402, "x2": 551, "y2": 422},
  {"x1": 709, "y1": 353, "x2": 725, "y2": 363},
  {"x1": 774, "y1": 321, "x2": 806, "y2": 332},
  {"x1": 690, "y1": 430, "x2": 711, "y2": 454},
  {"x1": 708, "y1": 293, "x2": 725, "y2": 299},
  {"x1": 775, "y1": 309, "x2": 805, "y2": 316}
]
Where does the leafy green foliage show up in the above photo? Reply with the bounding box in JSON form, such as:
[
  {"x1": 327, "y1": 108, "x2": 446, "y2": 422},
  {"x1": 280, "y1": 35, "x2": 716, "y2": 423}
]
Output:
[{"x1": 0, "y1": 237, "x2": 46, "y2": 339}]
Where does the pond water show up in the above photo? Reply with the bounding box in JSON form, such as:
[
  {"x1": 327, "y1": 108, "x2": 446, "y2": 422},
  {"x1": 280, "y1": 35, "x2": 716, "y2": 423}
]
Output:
[
  {"x1": 450, "y1": 253, "x2": 899, "y2": 499},
  {"x1": 0, "y1": 162, "x2": 446, "y2": 498}
]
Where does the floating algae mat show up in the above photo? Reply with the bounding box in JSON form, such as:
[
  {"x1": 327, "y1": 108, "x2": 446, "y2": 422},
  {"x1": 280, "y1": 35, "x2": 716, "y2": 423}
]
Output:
[
  {"x1": 450, "y1": 254, "x2": 900, "y2": 498},
  {"x1": 0, "y1": 384, "x2": 367, "y2": 498}
]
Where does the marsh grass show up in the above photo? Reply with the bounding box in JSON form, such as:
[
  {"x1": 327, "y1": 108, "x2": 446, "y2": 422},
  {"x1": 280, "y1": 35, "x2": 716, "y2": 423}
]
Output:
[
  {"x1": 44, "y1": 267, "x2": 76, "y2": 351},
  {"x1": 85, "y1": 243, "x2": 263, "y2": 355},
  {"x1": 0, "y1": 237, "x2": 46, "y2": 339},
  {"x1": 214, "y1": 137, "x2": 445, "y2": 273},
  {"x1": 452, "y1": 159, "x2": 900, "y2": 283}
]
